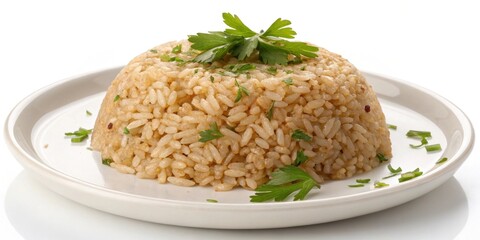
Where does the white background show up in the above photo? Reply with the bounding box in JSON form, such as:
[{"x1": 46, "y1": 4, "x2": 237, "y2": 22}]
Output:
[{"x1": 1, "y1": 0, "x2": 479, "y2": 239}]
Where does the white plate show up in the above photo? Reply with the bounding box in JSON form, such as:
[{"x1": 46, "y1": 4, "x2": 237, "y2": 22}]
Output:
[{"x1": 5, "y1": 67, "x2": 474, "y2": 229}]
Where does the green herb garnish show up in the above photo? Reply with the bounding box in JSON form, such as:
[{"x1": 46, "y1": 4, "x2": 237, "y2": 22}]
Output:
[
  {"x1": 199, "y1": 122, "x2": 224, "y2": 142},
  {"x1": 250, "y1": 165, "x2": 320, "y2": 202},
  {"x1": 356, "y1": 178, "x2": 371, "y2": 184},
  {"x1": 228, "y1": 63, "x2": 256, "y2": 74},
  {"x1": 410, "y1": 137, "x2": 429, "y2": 148},
  {"x1": 172, "y1": 44, "x2": 182, "y2": 53},
  {"x1": 114, "y1": 95, "x2": 120, "y2": 102},
  {"x1": 291, "y1": 129, "x2": 312, "y2": 142},
  {"x1": 188, "y1": 13, "x2": 319, "y2": 65},
  {"x1": 374, "y1": 181, "x2": 389, "y2": 188},
  {"x1": 406, "y1": 130, "x2": 432, "y2": 149},
  {"x1": 65, "y1": 127, "x2": 92, "y2": 143},
  {"x1": 348, "y1": 184, "x2": 365, "y2": 188},
  {"x1": 234, "y1": 80, "x2": 250, "y2": 102},
  {"x1": 86, "y1": 110, "x2": 92, "y2": 116},
  {"x1": 383, "y1": 164, "x2": 402, "y2": 179},
  {"x1": 376, "y1": 153, "x2": 389, "y2": 162},
  {"x1": 425, "y1": 144, "x2": 442, "y2": 152},
  {"x1": 387, "y1": 124, "x2": 397, "y2": 130},
  {"x1": 398, "y1": 168, "x2": 423, "y2": 182},
  {"x1": 209, "y1": 76, "x2": 214, "y2": 82},
  {"x1": 282, "y1": 77, "x2": 293, "y2": 86},
  {"x1": 206, "y1": 199, "x2": 218, "y2": 203},
  {"x1": 267, "y1": 66, "x2": 277, "y2": 75},
  {"x1": 266, "y1": 101, "x2": 275, "y2": 120},
  {"x1": 293, "y1": 150, "x2": 308, "y2": 166},
  {"x1": 149, "y1": 49, "x2": 158, "y2": 53},
  {"x1": 123, "y1": 127, "x2": 130, "y2": 134},
  {"x1": 102, "y1": 158, "x2": 113, "y2": 166},
  {"x1": 436, "y1": 157, "x2": 448, "y2": 164}
]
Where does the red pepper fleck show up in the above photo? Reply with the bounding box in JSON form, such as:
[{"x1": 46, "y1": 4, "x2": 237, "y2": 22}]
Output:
[
  {"x1": 364, "y1": 105, "x2": 371, "y2": 113},
  {"x1": 107, "y1": 122, "x2": 113, "y2": 129}
]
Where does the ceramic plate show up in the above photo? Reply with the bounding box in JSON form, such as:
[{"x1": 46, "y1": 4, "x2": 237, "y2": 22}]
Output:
[{"x1": 5, "y1": 67, "x2": 474, "y2": 229}]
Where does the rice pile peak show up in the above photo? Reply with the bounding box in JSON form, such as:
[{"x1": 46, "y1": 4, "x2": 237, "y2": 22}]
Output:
[{"x1": 91, "y1": 14, "x2": 391, "y2": 194}]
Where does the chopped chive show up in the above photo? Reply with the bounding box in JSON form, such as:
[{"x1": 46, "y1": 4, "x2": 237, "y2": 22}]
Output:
[
  {"x1": 114, "y1": 95, "x2": 120, "y2": 102},
  {"x1": 374, "y1": 181, "x2": 389, "y2": 188},
  {"x1": 387, "y1": 124, "x2": 397, "y2": 130},
  {"x1": 409, "y1": 137, "x2": 429, "y2": 148},
  {"x1": 266, "y1": 101, "x2": 275, "y2": 120},
  {"x1": 123, "y1": 127, "x2": 130, "y2": 134},
  {"x1": 436, "y1": 157, "x2": 448, "y2": 164},
  {"x1": 65, "y1": 128, "x2": 92, "y2": 143},
  {"x1": 282, "y1": 77, "x2": 293, "y2": 86},
  {"x1": 387, "y1": 164, "x2": 402, "y2": 174},
  {"x1": 398, "y1": 168, "x2": 423, "y2": 182},
  {"x1": 86, "y1": 110, "x2": 92, "y2": 116},
  {"x1": 206, "y1": 199, "x2": 218, "y2": 203},
  {"x1": 406, "y1": 130, "x2": 432, "y2": 139},
  {"x1": 348, "y1": 184, "x2": 365, "y2": 188},
  {"x1": 356, "y1": 178, "x2": 371, "y2": 184},
  {"x1": 102, "y1": 158, "x2": 113, "y2": 166},
  {"x1": 376, "y1": 153, "x2": 388, "y2": 162},
  {"x1": 425, "y1": 144, "x2": 442, "y2": 152}
]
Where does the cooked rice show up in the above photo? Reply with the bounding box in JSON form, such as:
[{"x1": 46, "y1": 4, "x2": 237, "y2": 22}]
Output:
[{"x1": 91, "y1": 40, "x2": 392, "y2": 190}]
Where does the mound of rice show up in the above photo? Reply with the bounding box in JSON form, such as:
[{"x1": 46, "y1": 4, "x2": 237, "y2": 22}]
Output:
[{"x1": 91, "y1": 40, "x2": 392, "y2": 191}]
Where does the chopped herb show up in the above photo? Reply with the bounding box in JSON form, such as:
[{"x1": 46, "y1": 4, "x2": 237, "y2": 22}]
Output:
[
  {"x1": 291, "y1": 129, "x2": 312, "y2": 142},
  {"x1": 398, "y1": 168, "x2": 423, "y2": 182},
  {"x1": 293, "y1": 150, "x2": 308, "y2": 166},
  {"x1": 266, "y1": 101, "x2": 275, "y2": 120},
  {"x1": 425, "y1": 144, "x2": 442, "y2": 152},
  {"x1": 376, "y1": 153, "x2": 388, "y2": 162},
  {"x1": 436, "y1": 157, "x2": 448, "y2": 164},
  {"x1": 194, "y1": 69, "x2": 199, "y2": 74},
  {"x1": 86, "y1": 110, "x2": 92, "y2": 116},
  {"x1": 188, "y1": 13, "x2": 319, "y2": 65},
  {"x1": 282, "y1": 77, "x2": 293, "y2": 86},
  {"x1": 123, "y1": 127, "x2": 130, "y2": 134},
  {"x1": 210, "y1": 76, "x2": 215, "y2": 82},
  {"x1": 410, "y1": 137, "x2": 429, "y2": 148},
  {"x1": 300, "y1": 66, "x2": 306, "y2": 71},
  {"x1": 172, "y1": 44, "x2": 182, "y2": 53},
  {"x1": 102, "y1": 158, "x2": 113, "y2": 166},
  {"x1": 199, "y1": 122, "x2": 224, "y2": 142},
  {"x1": 114, "y1": 95, "x2": 120, "y2": 102},
  {"x1": 387, "y1": 124, "x2": 397, "y2": 130},
  {"x1": 228, "y1": 63, "x2": 256, "y2": 74},
  {"x1": 86, "y1": 147, "x2": 93, "y2": 151},
  {"x1": 234, "y1": 80, "x2": 250, "y2": 102},
  {"x1": 406, "y1": 130, "x2": 432, "y2": 138},
  {"x1": 149, "y1": 49, "x2": 158, "y2": 53},
  {"x1": 383, "y1": 164, "x2": 402, "y2": 179},
  {"x1": 374, "y1": 181, "x2": 389, "y2": 188},
  {"x1": 348, "y1": 184, "x2": 365, "y2": 188},
  {"x1": 356, "y1": 178, "x2": 371, "y2": 184},
  {"x1": 267, "y1": 66, "x2": 277, "y2": 75},
  {"x1": 160, "y1": 54, "x2": 171, "y2": 62},
  {"x1": 206, "y1": 199, "x2": 218, "y2": 203},
  {"x1": 285, "y1": 70, "x2": 294, "y2": 74},
  {"x1": 250, "y1": 165, "x2": 320, "y2": 202},
  {"x1": 65, "y1": 127, "x2": 92, "y2": 143}
]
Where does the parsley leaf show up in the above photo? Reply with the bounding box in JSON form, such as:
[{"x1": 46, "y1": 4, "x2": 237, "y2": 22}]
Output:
[
  {"x1": 172, "y1": 44, "x2": 182, "y2": 53},
  {"x1": 234, "y1": 80, "x2": 250, "y2": 102},
  {"x1": 102, "y1": 158, "x2": 113, "y2": 166},
  {"x1": 199, "y1": 122, "x2": 224, "y2": 142},
  {"x1": 250, "y1": 165, "x2": 320, "y2": 202},
  {"x1": 266, "y1": 101, "x2": 275, "y2": 120},
  {"x1": 293, "y1": 150, "x2": 308, "y2": 166},
  {"x1": 282, "y1": 77, "x2": 293, "y2": 86},
  {"x1": 291, "y1": 129, "x2": 312, "y2": 142},
  {"x1": 188, "y1": 13, "x2": 319, "y2": 65}
]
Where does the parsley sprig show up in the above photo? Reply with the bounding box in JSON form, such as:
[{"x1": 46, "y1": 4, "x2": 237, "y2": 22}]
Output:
[
  {"x1": 188, "y1": 13, "x2": 319, "y2": 65},
  {"x1": 250, "y1": 165, "x2": 320, "y2": 202},
  {"x1": 199, "y1": 122, "x2": 224, "y2": 142}
]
